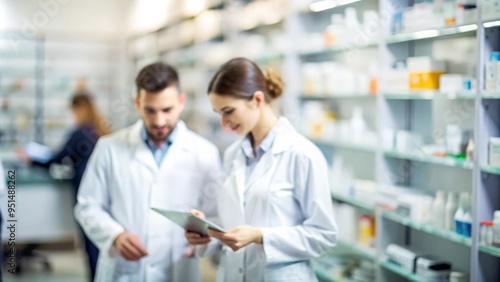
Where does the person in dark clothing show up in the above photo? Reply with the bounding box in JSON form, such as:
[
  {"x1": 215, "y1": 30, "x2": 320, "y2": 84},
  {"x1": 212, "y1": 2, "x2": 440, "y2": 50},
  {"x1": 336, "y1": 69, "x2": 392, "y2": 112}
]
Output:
[{"x1": 18, "y1": 92, "x2": 110, "y2": 282}]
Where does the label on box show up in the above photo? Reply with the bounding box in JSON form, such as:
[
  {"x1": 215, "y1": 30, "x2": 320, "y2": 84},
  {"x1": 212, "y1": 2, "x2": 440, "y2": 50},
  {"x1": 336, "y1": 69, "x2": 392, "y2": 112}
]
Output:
[
  {"x1": 490, "y1": 141, "x2": 500, "y2": 167},
  {"x1": 497, "y1": 62, "x2": 500, "y2": 91},
  {"x1": 486, "y1": 62, "x2": 497, "y2": 81}
]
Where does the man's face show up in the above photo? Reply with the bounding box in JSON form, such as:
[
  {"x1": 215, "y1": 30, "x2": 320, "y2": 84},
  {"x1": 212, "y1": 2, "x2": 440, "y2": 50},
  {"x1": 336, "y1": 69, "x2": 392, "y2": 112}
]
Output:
[{"x1": 135, "y1": 86, "x2": 186, "y2": 144}]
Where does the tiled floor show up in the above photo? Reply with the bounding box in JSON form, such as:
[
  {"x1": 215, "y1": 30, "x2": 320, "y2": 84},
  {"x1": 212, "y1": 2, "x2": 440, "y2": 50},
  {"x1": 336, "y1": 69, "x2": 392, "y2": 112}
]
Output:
[{"x1": 2, "y1": 248, "x2": 217, "y2": 282}]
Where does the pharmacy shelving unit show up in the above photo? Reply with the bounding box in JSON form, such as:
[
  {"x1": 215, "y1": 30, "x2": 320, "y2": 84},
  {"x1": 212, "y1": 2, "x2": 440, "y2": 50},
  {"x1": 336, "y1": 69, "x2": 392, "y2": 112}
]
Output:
[
  {"x1": 295, "y1": 1, "x2": 500, "y2": 282},
  {"x1": 0, "y1": 32, "x2": 120, "y2": 150},
  {"x1": 126, "y1": 0, "x2": 289, "y2": 152},
  {"x1": 127, "y1": 0, "x2": 500, "y2": 281}
]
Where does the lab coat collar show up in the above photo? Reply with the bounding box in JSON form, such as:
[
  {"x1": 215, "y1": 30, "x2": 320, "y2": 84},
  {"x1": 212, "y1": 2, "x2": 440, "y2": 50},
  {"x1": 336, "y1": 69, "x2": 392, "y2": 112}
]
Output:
[
  {"x1": 129, "y1": 120, "x2": 191, "y2": 172},
  {"x1": 271, "y1": 117, "x2": 294, "y2": 155},
  {"x1": 230, "y1": 117, "x2": 295, "y2": 209},
  {"x1": 129, "y1": 120, "x2": 190, "y2": 149}
]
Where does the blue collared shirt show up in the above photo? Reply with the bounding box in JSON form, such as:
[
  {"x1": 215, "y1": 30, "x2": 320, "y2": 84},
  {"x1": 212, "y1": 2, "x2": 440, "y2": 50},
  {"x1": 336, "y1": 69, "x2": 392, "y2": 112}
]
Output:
[
  {"x1": 241, "y1": 120, "x2": 280, "y2": 178},
  {"x1": 141, "y1": 124, "x2": 178, "y2": 167}
]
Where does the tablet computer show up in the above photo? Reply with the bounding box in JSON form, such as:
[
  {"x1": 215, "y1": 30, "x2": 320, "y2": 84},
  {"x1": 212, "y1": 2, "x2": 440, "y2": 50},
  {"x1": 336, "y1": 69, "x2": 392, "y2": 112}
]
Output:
[
  {"x1": 24, "y1": 141, "x2": 53, "y2": 163},
  {"x1": 151, "y1": 208, "x2": 226, "y2": 236}
]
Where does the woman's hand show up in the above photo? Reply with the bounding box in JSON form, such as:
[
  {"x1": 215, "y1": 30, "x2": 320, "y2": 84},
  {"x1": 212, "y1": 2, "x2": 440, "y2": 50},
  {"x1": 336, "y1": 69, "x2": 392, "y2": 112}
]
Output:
[
  {"x1": 15, "y1": 148, "x2": 32, "y2": 164},
  {"x1": 208, "y1": 225, "x2": 262, "y2": 252},
  {"x1": 185, "y1": 209, "x2": 211, "y2": 245}
]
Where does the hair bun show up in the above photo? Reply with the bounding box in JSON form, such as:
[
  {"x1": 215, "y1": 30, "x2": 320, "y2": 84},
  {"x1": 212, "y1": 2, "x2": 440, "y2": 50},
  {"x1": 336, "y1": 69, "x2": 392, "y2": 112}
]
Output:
[{"x1": 265, "y1": 68, "x2": 284, "y2": 100}]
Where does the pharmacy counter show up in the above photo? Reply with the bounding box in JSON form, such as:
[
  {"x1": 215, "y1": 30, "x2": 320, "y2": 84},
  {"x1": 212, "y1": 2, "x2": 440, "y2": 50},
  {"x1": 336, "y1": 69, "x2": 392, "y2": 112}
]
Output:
[{"x1": 2, "y1": 166, "x2": 76, "y2": 244}]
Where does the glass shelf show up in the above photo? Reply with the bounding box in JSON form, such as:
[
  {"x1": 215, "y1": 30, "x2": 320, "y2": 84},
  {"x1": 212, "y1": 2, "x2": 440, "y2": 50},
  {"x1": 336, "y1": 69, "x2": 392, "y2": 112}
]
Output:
[
  {"x1": 384, "y1": 150, "x2": 474, "y2": 169},
  {"x1": 255, "y1": 54, "x2": 283, "y2": 64},
  {"x1": 309, "y1": 138, "x2": 377, "y2": 152},
  {"x1": 382, "y1": 211, "x2": 472, "y2": 247},
  {"x1": 299, "y1": 42, "x2": 377, "y2": 57},
  {"x1": 383, "y1": 91, "x2": 476, "y2": 100},
  {"x1": 337, "y1": 239, "x2": 377, "y2": 260},
  {"x1": 331, "y1": 193, "x2": 376, "y2": 212},
  {"x1": 483, "y1": 91, "x2": 500, "y2": 99},
  {"x1": 381, "y1": 260, "x2": 426, "y2": 282},
  {"x1": 481, "y1": 165, "x2": 500, "y2": 175},
  {"x1": 479, "y1": 244, "x2": 500, "y2": 258},
  {"x1": 483, "y1": 19, "x2": 500, "y2": 28},
  {"x1": 300, "y1": 94, "x2": 376, "y2": 100},
  {"x1": 385, "y1": 23, "x2": 477, "y2": 44}
]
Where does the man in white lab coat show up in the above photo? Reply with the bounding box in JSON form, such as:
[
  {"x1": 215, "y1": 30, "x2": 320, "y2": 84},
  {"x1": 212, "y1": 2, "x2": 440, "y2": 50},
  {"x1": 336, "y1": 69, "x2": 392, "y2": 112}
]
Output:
[{"x1": 75, "y1": 62, "x2": 221, "y2": 282}]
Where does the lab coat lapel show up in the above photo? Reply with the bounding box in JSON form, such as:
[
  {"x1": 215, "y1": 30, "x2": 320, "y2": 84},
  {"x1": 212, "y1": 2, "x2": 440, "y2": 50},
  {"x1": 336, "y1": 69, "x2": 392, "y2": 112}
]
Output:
[
  {"x1": 159, "y1": 121, "x2": 190, "y2": 172},
  {"x1": 245, "y1": 151, "x2": 273, "y2": 190},
  {"x1": 232, "y1": 149, "x2": 247, "y2": 213},
  {"x1": 245, "y1": 117, "x2": 292, "y2": 189},
  {"x1": 129, "y1": 121, "x2": 158, "y2": 174}
]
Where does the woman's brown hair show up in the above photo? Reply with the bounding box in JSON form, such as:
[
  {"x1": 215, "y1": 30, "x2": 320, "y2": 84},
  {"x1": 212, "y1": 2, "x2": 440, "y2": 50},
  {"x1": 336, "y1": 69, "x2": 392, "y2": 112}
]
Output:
[
  {"x1": 208, "y1": 57, "x2": 284, "y2": 102},
  {"x1": 71, "y1": 92, "x2": 110, "y2": 137}
]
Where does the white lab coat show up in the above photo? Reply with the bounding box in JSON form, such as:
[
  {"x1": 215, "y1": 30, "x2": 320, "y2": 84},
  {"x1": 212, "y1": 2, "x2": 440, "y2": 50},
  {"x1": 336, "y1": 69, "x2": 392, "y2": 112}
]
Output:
[
  {"x1": 201, "y1": 117, "x2": 338, "y2": 282},
  {"x1": 75, "y1": 120, "x2": 221, "y2": 282}
]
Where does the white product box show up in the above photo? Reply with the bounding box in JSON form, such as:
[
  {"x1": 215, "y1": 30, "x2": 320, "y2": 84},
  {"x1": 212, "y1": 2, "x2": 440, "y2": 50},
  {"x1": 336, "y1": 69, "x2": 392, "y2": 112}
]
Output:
[
  {"x1": 440, "y1": 74, "x2": 464, "y2": 93},
  {"x1": 407, "y1": 56, "x2": 446, "y2": 72},
  {"x1": 497, "y1": 61, "x2": 500, "y2": 91},
  {"x1": 486, "y1": 61, "x2": 497, "y2": 82},
  {"x1": 490, "y1": 137, "x2": 500, "y2": 167},
  {"x1": 486, "y1": 80, "x2": 497, "y2": 92},
  {"x1": 483, "y1": 0, "x2": 500, "y2": 20}
]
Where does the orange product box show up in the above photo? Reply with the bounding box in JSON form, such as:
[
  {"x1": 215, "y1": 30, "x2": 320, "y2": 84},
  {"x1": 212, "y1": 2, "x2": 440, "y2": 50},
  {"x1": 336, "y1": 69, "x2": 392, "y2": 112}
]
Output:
[{"x1": 409, "y1": 71, "x2": 445, "y2": 90}]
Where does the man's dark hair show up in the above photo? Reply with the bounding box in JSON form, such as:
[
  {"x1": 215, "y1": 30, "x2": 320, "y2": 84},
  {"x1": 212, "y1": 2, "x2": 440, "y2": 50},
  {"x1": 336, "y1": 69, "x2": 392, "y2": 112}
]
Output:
[{"x1": 135, "y1": 62, "x2": 180, "y2": 95}]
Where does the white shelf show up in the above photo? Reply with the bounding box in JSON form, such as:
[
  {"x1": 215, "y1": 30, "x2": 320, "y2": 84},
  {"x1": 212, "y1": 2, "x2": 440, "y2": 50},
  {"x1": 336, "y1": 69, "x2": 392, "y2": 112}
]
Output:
[
  {"x1": 384, "y1": 149, "x2": 473, "y2": 169},
  {"x1": 299, "y1": 42, "x2": 377, "y2": 57},
  {"x1": 300, "y1": 94, "x2": 376, "y2": 100},
  {"x1": 383, "y1": 91, "x2": 476, "y2": 100},
  {"x1": 385, "y1": 23, "x2": 477, "y2": 44},
  {"x1": 483, "y1": 18, "x2": 500, "y2": 28},
  {"x1": 308, "y1": 137, "x2": 377, "y2": 152}
]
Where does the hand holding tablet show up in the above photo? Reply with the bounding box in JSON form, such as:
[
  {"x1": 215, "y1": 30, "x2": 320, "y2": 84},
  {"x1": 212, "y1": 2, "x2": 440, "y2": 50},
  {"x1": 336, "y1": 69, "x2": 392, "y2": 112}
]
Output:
[{"x1": 151, "y1": 207, "x2": 226, "y2": 237}]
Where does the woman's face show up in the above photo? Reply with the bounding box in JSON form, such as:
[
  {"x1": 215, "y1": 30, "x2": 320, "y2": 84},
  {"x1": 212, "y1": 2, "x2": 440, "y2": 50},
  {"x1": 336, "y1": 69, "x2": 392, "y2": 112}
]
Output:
[{"x1": 209, "y1": 93, "x2": 260, "y2": 135}]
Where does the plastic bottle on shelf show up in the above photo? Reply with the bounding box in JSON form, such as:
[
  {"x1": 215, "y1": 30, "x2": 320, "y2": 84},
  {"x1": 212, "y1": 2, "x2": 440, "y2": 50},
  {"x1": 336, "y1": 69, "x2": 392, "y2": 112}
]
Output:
[
  {"x1": 493, "y1": 211, "x2": 500, "y2": 247},
  {"x1": 486, "y1": 221, "x2": 494, "y2": 245},
  {"x1": 344, "y1": 7, "x2": 362, "y2": 45},
  {"x1": 445, "y1": 192, "x2": 458, "y2": 230},
  {"x1": 455, "y1": 192, "x2": 471, "y2": 236},
  {"x1": 480, "y1": 221, "x2": 488, "y2": 244},
  {"x1": 350, "y1": 106, "x2": 366, "y2": 143},
  {"x1": 466, "y1": 138, "x2": 474, "y2": 161},
  {"x1": 443, "y1": 0, "x2": 457, "y2": 26},
  {"x1": 432, "y1": 190, "x2": 446, "y2": 228},
  {"x1": 324, "y1": 14, "x2": 344, "y2": 48}
]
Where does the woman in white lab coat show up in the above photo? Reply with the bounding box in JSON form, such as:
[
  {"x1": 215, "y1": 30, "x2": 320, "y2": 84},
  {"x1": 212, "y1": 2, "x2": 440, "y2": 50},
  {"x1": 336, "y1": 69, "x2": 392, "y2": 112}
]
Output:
[{"x1": 186, "y1": 58, "x2": 338, "y2": 282}]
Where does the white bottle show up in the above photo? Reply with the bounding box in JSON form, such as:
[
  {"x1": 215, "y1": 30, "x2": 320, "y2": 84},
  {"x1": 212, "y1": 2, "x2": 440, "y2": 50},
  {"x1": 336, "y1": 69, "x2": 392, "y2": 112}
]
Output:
[
  {"x1": 432, "y1": 191, "x2": 446, "y2": 228},
  {"x1": 493, "y1": 211, "x2": 500, "y2": 247},
  {"x1": 324, "y1": 14, "x2": 344, "y2": 48},
  {"x1": 350, "y1": 106, "x2": 366, "y2": 143},
  {"x1": 445, "y1": 192, "x2": 458, "y2": 230}
]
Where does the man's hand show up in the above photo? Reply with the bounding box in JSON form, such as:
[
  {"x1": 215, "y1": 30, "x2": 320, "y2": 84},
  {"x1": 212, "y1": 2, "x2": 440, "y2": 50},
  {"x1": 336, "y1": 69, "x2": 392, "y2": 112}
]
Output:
[
  {"x1": 185, "y1": 209, "x2": 211, "y2": 245},
  {"x1": 113, "y1": 232, "x2": 148, "y2": 261},
  {"x1": 208, "y1": 225, "x2": 262, "y2": 252}
]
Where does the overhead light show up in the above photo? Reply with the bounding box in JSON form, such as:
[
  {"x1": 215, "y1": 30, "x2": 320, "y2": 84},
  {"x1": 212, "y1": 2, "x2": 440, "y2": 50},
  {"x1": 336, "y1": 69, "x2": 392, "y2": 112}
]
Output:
[
  {"x1": 309, "y1": 0, "x2": 361, "y2": 12},
  {"x1": 484, "y1": 20, "x2": 500, "y2": 28},
  {"x1": 457, "y1": 24, "x2": 477, "y2": 32}
]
